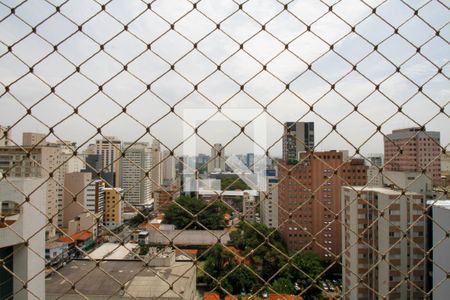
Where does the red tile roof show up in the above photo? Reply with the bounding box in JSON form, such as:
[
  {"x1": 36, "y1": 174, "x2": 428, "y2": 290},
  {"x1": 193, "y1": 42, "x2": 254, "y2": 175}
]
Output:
[
  {"x1": 58, "y1": 230, "x2": 93, "y2": 243},
  {"x1": 175, "y1": 249, "x2": 198, "y2": 255},
  {"x1": 140, "y1": 223, "x2": 160, "y2": 229},
  {"x1": 204, "y1": 292, "x2": 220, "y2": 300}
]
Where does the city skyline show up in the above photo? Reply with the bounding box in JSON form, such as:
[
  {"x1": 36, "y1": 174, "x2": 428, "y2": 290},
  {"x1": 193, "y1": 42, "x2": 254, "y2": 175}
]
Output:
[
  {"x1": 0, "y1": 0, "x2": 448, "y2": 299},
  {"x1": 0, "y1": 1, "x2": 448, "y2": 157}
]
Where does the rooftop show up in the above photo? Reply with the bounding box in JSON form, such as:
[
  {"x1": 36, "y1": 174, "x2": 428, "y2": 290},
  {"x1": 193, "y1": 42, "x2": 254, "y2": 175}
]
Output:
[
  {"x1": 426, "y1": 200, "x2": 450, "y2": 210},
  {"x1": 86, "y1": 242, "x2": 138, "y2": 260},
  {"x1": 46, "y1": 260, "x2": 195, "y2": 299},
  {"x1": 199, "y1": 190, "x2": 259, "y2": 197},
  {"x1": 343, "y1": 186, "x2": 423, "y2": 196},
  {"x1": 146, "y1": 230, "x2": 230, "y2": 246},
  {"x1": 58, "y1": 230, "x2": 93, "y2": 244}
]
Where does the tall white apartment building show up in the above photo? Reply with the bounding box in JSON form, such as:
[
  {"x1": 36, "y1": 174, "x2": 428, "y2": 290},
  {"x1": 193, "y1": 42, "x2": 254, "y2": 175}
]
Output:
[
  {"x1": 342, "y1": 186, "x2": 425, "y2": 300},
  {"x1": 120, "y1": 142, "x2": 151, "y2": 205},
  {"x1": 151, "y1": 140, "x2": 162, "y2": 194},
  {"x1": 162, "y1": 150, "x2": 176, "y2": 186},
  {"x1": 56, "y1": 141, "x2": 84, "y2": 174},
  {"x1": 260, "y1": 169, "x2": 278, "y2": 228},
  {"x1": 94, "y1": 136, "x2": 122, "y2": 186},
  {"x1": 208, "y1": 143, "x2": 225, "y2": 173}
]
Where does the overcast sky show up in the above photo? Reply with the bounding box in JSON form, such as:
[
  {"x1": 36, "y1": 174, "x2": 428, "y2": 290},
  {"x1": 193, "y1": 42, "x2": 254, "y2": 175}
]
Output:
[{"x1": 0, "y1": 0, "x2": 448, "y2": 158}]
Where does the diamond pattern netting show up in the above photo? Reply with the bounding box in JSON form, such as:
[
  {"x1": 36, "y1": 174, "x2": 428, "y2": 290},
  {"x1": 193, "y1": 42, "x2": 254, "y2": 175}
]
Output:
[{"x1": 0, "y1": 0, "x2": 449, "y2": 299}]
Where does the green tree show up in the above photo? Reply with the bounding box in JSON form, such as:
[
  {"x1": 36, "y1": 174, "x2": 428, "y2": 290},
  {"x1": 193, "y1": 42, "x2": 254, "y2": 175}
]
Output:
[
  {"x1": 163, "y1": 196, "x2": 230, "y2": 230},
  {"x1": 203, "y1": 244, "x2": 261, "y2": 295},
  {"x1": 127, "y1": 211, "x2": 146, "y2": 228},
  {"x1": 221, "y1": 177, "x2": 250, "y2": 191},
  {"x1": 229, "y1": 222, "x2": 287, "y2": 281},
  {"x1": 272, "y1": 277, "x2": 295, "y2": 294},
  {"x1": 203, "y1": 244, "x2": 236, "y2": 294},
  {"x1": 283, "y1": 251, "x2": 324, "y2": 298}
]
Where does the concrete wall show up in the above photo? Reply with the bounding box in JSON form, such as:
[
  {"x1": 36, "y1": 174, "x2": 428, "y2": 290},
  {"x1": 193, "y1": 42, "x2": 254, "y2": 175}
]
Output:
[{"x1": 0, "y1": 178, "x2": 46, "y2": 300}]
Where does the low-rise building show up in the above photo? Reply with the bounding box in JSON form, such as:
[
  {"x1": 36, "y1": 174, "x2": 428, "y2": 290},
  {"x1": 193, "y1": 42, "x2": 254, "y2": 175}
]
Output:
[
  {"x1": 103, "y1": 187, "x2": 123, "y2": 229},
  {"x1": 46, "y1": 253, "x2": 196, "y2": 299},
  {"x1": 68, "y1": 212, "x2": 98, "y2": 238},
  {"x1": 45, "y1": 241, "x2": 69, "y2": 267},
  {"x1": 58, "y1": 230, "x2": 95, "y2": 258}
]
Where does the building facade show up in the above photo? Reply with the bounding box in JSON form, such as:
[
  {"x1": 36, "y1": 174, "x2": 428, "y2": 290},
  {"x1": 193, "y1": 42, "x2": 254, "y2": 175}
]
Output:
[
  {"x1": 94, "y1": 136, "x2": 122, "y2": 186},
  {"x1": 208, "y1": 143, "x2": 225, "y2": 173},
  {"x1": 0, "y1": 178, "x2": 47, "y2": 299},
  {"x1": 22, "y1": 132, "x2": 47, "y2": 146},
  {"x1": 151, "y1": 140, "x2": 162, "y2": 194},
  {"x1": 260, "y1": 169, "x2": 279, "y2": 228},
  {"x1": 341, "y1": 186, "x2": 425, "y2": 300},
  {"x1": 278, "y1": 151, "x2": 367, "y2": 258},
  {"x1": 282, "y1": 122, "x2": 314, "y2": 161},
  {"x1": 120, "y1": 142, "x2": 151, "y2": 205},
  {"x1": 82, "y1": 153, "x2": 115, "y2": 186},
  {"x1": 0, "y1": 145, "x2": 64, "y2": 238},
  {"x1": 425, "y1": 200, "x2": 450, "y2": 299},
  {"x1": 441, "y1": 151, "x2": 450, "y2": 184},
  {"x1": 103, "y1": 188, "x2": 123, "y2": 229},
  {"x1": 384, "y1": 127, "x2": 441, "y2": 186},
  {"x1": 62, "y1": 172, "x2": 104, "y2": 227},
  {"x1": 162, "y1": 150, "x2": 177, "y2": 186}
]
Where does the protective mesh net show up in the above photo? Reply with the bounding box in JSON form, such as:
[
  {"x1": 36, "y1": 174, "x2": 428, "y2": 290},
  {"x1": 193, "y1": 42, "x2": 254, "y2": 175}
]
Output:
[{"x1": 0, "y1": 0, "x2": 448, "y2": 299}]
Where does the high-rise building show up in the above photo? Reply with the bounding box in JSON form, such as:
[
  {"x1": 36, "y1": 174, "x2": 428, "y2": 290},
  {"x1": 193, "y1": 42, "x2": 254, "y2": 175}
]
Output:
[
  {"x1": 341, "y1": 186, "x2": 425, "y2": 300},
  {"x1": 0, "y1": 125, "x2": 11, "y2": 146},
  {"x1": 22, "y1": 132, "x2": 47, "y2": 146},
  {"x1": 278, "y1": 151, "x2": 367, "y2": 258},
  {"x1": 62, "y1": 172, "x2": 104, "y2": 227},
  {"x1": 94, "y1": 136, "x2": 122, "y2": 186},
  {"x1": 82, "y1": 153, "x2": 114, "y2": 187},
  {"x1": 441, "y1": 151, "x2": 450, "y2": 184},
  {"x1": 0, "y1": 178, "x2": 46, "y2": 299},
  {"x1": 245, "y1": 153, "x2": 255, "y2": 170},
  {"x1": 425, "y1": 200, "x2": 450, "y2": 299},
  {"x1": 282, "y1": 122, "x2": 314, "y2": 161},
  {"x1": 0, "y1": 145, "x2": 64, "y2": 238},
  {"x1": 103, "y1": 188, "x2": 123, "y2": 229},
  {"x1": 120, "y1": 142, "x2": 151, "y2": 205},
  {"x1": 260, "y1": 169, "x2": 278, "y2": 228},
  {"x1": 384, "y1": 127, "x2": 441, "y2": 186},
  {"x1": 56, "y1": 141, "x2": 84, "y2": 174},
  {"x1": 208, "y1": 143, "x2": 225, "y2": 173},
  {"x1": 161, "y1": 150, "x2": 177, "y2": 186},
  {"x1": 151, "y1": 140, "x2": 162, "y2": 194}
]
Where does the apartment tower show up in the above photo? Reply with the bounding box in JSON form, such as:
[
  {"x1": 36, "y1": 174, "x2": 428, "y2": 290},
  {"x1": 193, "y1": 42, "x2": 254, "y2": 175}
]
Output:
[
  {"x1": 282, "y1": 122, "x2": 314, "y2": 161},
  {"x1": 120, "y1": 142, "x2": 152, "y2": 205},
  {"x1": 94, "y1": 136, "x2": 122, "y2": 186},
  {"x1": 342, "y1": 186, "x2": 425, "y2": 300},
  {"x1": 384, "y1": 127, "x2": 441, "y2": 186},
  {"x1": 278, "y1": 151, "x2": 367, "y2": 258},
  {"x1": 208, "y1": 143, "x2": 225, "y2": 173}
]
